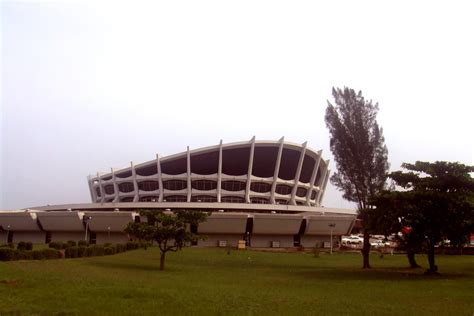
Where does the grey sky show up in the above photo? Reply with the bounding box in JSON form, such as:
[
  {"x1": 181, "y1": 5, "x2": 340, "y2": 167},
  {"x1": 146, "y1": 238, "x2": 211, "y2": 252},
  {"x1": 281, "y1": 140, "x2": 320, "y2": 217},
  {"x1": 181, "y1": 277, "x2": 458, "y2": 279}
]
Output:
[{"x1": 1, "y1": 1, "x2": 473, "y2": 210}]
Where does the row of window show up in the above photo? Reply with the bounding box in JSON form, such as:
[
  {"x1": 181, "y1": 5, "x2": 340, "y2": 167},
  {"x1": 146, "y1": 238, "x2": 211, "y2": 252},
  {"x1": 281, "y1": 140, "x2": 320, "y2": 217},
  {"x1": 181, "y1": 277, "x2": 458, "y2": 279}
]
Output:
[
  {"x1": 99, "y1": 195, "x2": 310, "y2": 205},
  {"x1": 96, "y1": 181, "x2": 316, "y2": 197}
]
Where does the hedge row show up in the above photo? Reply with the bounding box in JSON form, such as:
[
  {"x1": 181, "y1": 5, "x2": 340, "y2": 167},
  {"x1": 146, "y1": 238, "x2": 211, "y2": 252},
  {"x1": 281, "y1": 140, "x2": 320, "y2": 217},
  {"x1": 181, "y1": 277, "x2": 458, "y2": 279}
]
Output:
[
  {"x1": 0, "y1": 241, "x2": 150, "y2": 261},
  {"x1": 0, "y1": 248, "x2": 61, "y2": 261}
]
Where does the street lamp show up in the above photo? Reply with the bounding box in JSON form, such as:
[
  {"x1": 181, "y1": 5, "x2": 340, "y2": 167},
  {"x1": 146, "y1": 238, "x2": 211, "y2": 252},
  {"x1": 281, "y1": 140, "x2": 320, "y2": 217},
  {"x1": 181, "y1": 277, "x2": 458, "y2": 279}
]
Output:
[
  {"x1": 328, "y1": 223, "x2": 336, "y2": 255},
  {"x1": 83, "y1": 216, "x2": 92, "y2": 241},
  {"x1": 6, "y1": 224, "x2": 11, "y2": 243}
]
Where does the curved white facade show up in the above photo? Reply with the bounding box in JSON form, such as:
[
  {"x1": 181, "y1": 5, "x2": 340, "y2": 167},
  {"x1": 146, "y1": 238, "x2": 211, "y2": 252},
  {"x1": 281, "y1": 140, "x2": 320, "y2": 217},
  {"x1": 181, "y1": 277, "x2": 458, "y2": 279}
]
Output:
[{"x1": 88, "y1": 137, "x2": 331, "y2": 207}]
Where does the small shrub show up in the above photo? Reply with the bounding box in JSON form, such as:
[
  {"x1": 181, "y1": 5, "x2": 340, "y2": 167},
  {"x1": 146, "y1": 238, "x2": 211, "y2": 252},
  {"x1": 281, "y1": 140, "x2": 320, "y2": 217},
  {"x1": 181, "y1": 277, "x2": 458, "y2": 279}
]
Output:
[
  {"x1": 77, "y1": 246, "x2": 88, "y2": 258},
  {"x1": 115, "y1": 244, "x2": 126, "y2": 253},
  {"x1": 88, "y1": 245, "x2": 105, "y2": 257},
  {"x1": 0, "y1": 248, "x2": 17, "y2": 261},
  {"x1": 41, "y1": 248, "x2": 61, "y2": 259},
  {"x1": 126, "y1": 241, "x2": 139, "y2": 251},
  {"x1": 32, "y1": 250, "x2": 46, "y2": 260},
  {"x1": 25, "y1": 242, "x2": 33, "y2": 251},
  {"x1": 16, "y1": 250, "x2": 33, "y2": 260},
  {"x1": 78, "y1": 240, "x2": 89, "y2": 247},
  {"x1": 104, "y1": 242, "x2": 113, "y2": 248},
  {"x1": 49, "y1": 241, "x2": 65, "y2": 250},
  {"x1": 104, "y1": 247, "x2": 116, "y2": 256},
  {"x1": 67, "y1": 240, "x2": 77, "y2": 247},
  {"x1": 17, "y1": 241, "x2": 27, "y2": 251},
  {"x1": 65, "y1": 247, "x2": 79, "y2": 258}
]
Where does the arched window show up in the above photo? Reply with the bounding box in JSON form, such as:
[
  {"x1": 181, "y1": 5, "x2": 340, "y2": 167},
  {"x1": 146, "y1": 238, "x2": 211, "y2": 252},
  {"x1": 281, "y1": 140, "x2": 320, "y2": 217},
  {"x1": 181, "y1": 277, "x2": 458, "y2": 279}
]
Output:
[
  {"x1": 221, "y1": 181, "x2": 246, "y2": 191},
  {"x1": 163, "y1": 180, "x2": 187, "y2": 191},
  {"x1": 118, "y1": 182, "x2": 135, "y2": 193},
  {"x1": 164, "y1": 195, "x2": 187, "y2": 202},
  {"x1": 139, "y1": 196, "x2": 159, "y2": 202},
  {"x1": 138, "y1": 181, "x2": 159, "y2": 191},
  {"x1": 296, "y1": 187, "x2": 307, "y2": 197},
  {"x1": 104, "y1": 185, "x2": 114, "y2": 195},
  {"x1": 250, "y1": 197, "x2": 269, "y2": 204},
  {"x1": 250, "y1": 182, "x2": 271, "y2": 193},
  {"x1": 191, "y1": 195, "x2": 217, "y2": 202},
  {"x1": 275, "y1": 184, "x2": 292, "y2": 195},
  {"x1": 191, "y1": 180, "x2": 217, "y2": 191},
  {"x1": 221, "y1": 196, "x2": 245, "y2": 203},
  {"x1": 311, "y1": 190, "x2": 317, "y2": 200},
  {"x1": 96, "y1": 187, "x2": 102, "y2": 197}
]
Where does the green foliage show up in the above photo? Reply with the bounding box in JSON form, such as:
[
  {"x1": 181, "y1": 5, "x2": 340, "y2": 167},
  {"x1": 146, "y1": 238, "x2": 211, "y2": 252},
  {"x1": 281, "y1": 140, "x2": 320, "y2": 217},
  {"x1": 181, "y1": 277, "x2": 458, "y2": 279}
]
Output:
[
  {"x1": 372, "y1": 161, "x2": 474, "y2": 273},
  {"x1": 325, "y1": 87, "x2": 389, "y2": 209},
  {"x1": 65, "y1": 247, "x2": 79, "y2": 258},
  {"x1": 77, "y1": 246, "x2": 88, "y2": 257},
  {"x1": 125, "y1": 209, "x2": 208, "y2": 270},
  {"x1": 67, "y1": 240, "x2": 77, "y2": 247},
  {"x1": 104, "y1": 247, "x2": 116, "y2": 256},
  {"x1": 78, "y1": 240, "x2": 89, "y2": 247},
  {"x1": 17, "y1": 242, "x2": 34, "y2": 251},
  {"x1": 325, "y1": 87, "x2": 389, "y2": 269},
  {"x1": 0, "y1": 248, "x2": 16, "y2": 261},
  {"x1": 49, "y1": 241, "x2": 67, "y2": 250}
]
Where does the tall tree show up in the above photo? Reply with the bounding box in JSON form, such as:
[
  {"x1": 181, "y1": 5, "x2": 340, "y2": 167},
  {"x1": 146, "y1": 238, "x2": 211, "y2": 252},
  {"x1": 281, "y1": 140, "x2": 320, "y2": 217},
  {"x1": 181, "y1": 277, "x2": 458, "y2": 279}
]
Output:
[
  {"x1": 325, "y1": 87, "x2": 389, "y2": 268},
  {"x1": 375, "y1": 161, "x2": 474, "y2": 274},
  {"x1": 125, "y1": 209, "x2": 208, "y2": 270}
]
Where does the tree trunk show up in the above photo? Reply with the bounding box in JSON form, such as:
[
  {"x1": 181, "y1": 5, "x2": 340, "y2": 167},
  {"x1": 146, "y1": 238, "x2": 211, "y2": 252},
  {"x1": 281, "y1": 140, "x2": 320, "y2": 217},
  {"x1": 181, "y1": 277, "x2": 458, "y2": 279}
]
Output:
[
  {"x1": 362, "y1": 232, "x2": 371, "y2": 269},
  {"x1": 407, "y1": 250, "x2": 420, "y2": 268},
  {"x1": 426, "y1": 243, "x2": 438, "y2": 275},
  {"x1": 160, "y1": 252, "x2": 166, "y2": 271}
]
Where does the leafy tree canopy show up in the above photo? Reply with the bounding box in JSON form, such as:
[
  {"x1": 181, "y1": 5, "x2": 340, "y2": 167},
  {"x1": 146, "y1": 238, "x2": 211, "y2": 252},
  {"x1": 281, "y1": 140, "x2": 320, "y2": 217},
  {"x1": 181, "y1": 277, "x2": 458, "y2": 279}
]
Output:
[
  {"x1": 125, "y1": 209, "x2": 209, "y2": 270},
  {"x1": 371, "y1": 161, "x2": 474, "y2": 273},
  {"x1": 325, "y1": 87, "x2": 389, "y2": 269}
]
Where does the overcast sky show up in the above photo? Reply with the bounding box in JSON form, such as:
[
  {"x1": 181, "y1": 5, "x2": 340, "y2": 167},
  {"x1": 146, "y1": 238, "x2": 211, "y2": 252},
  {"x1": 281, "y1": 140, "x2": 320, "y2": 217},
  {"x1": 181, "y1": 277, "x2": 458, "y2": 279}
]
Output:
[{"x1": 1, "y1": 1, "x2": 473, "y2": 210}]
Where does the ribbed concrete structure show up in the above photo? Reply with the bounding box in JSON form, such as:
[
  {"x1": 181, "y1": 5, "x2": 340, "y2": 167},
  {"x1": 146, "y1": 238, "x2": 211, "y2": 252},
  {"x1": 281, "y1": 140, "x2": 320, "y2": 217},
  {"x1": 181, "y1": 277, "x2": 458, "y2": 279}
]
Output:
[
  {"x1": 0, "y1": 138, "x2": 357, "y2": 248},
  {"x1": 88, "y1": 138, "x2": 330, "y2": 207}
]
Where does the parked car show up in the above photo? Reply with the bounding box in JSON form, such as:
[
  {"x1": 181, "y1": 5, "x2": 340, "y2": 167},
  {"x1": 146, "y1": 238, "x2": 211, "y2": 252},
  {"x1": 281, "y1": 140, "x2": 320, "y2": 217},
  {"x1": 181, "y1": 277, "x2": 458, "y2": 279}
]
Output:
[{"x1": 341, "y1": 235, "x2": 363, "y2": 246}]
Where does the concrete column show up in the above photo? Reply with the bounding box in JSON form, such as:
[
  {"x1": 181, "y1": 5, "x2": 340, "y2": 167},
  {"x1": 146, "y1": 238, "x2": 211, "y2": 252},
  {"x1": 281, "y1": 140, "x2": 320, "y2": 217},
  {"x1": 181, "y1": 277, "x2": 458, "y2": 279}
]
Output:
[
  {"x1": 290, "y1": 141, "x2": 307, "y2": 205},
  {"x1": 270, "y1": 137, "x2": 285, "y2": 204},
  {"x1": 317, "y1": 166, "x2": 330, "y2": 206},
  {"x1": 305, "y1": 150, "x2": 322, "y2": 206},
  {"x1": 245, "y1": 136, "x2": 256, "y2": 203},
  {"x1": 97, "y1": 172, "x2": 105, "y2": 204},
  {"x1": 131, "y1": 162, "x2": 139, "y2": 202},
  {"x1": 187, "y1": 146, "x2": 192, "y2": 202},
  {"x1": 87, "y1": 175, "x2": 97, "y2": 202},
  {"x1": 156, "y1": 154, "x2": 164, "y2": 202},
  {"x1": 315, "y1": 160, "x2": 330, "y2": 206},
  {"x1": 217, "y1": 140, "x2": 223, "y2": 203},
  {"x1": 111, "y1": 168, "x2": 119, "y2": 202}
]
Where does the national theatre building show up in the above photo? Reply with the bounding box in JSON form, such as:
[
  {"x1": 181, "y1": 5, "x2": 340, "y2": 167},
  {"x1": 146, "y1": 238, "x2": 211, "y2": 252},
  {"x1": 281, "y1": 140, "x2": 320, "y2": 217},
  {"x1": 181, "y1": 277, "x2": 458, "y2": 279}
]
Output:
[{"x1": 0, "y1": 138, "x2": 356, "y2": 248}]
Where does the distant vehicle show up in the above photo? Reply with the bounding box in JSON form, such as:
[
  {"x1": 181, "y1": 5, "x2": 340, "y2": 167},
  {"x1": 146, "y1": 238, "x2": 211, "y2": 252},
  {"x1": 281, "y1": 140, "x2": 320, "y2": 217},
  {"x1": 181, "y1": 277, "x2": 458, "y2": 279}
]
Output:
[
  {"x1": 370, "y1": 240, "x2": 389, "y2": 248},
  {"x1": 341, "y1": 235, "x2": 363, "y2": 246}
]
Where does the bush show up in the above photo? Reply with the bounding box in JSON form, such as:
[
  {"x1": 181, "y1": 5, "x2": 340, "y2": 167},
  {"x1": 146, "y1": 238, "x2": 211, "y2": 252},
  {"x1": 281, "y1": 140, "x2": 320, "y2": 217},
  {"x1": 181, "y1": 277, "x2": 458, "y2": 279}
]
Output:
[
  {"x1": 67, "y1": 240, "x2": 77, "y2": 247},
  {"x1": 126, "y1": 241, "x2": 140, "y2": 251},
  {"x1": 115, "y1": 244, "x2": 126, "y2": 253},
  {"x1": 78, "y1": 240, "x2": 89, "y2": 247},
  {"x1": 17, "y1": 250, "x2": 33, "y2": 260},
  {"x1": 77, "y1": 246, "x2": 88, "y2": 258},
  {"x1": 87, "y1": 245, "x2": 104, "y2": 257},
  {"x1": 0, "y1": 248, "x2": 16, "y2": 261},
  {"x1": 104, "y1": 247, "x2": 116, "y2": 256},
  {"x1": 17, "y1": 241, "x2": 27, "y2": 250},
  {"x1": 65, "y1": 247, "x2": 79, "y2": 258},
  {"x1": 49, "y1": 241, "x2": 66, "y2": 250},
  {"x1": 42, "y1": 249, "x2": 61, "y2": 259}
]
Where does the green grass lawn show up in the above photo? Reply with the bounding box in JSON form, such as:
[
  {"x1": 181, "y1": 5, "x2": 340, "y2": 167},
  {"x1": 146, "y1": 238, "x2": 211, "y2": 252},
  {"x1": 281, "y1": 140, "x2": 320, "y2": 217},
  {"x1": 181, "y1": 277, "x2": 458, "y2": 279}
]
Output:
[{"x1": 0, "y1": 248, "x2": 473, "y2": 315}]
